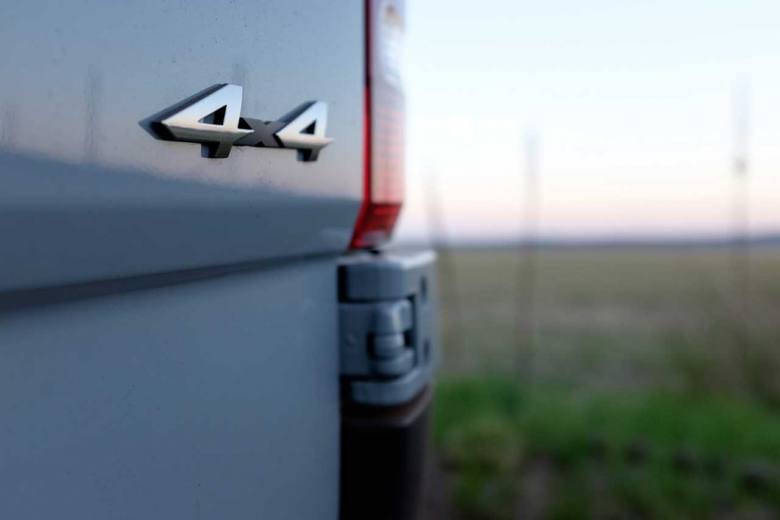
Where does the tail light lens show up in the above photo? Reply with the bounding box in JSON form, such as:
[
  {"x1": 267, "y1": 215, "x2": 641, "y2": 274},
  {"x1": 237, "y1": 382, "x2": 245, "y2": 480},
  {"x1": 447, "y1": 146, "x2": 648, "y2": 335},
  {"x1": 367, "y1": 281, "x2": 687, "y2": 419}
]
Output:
[{"x1": 350, "y1": 0, "x2": 406, "y2": 249}]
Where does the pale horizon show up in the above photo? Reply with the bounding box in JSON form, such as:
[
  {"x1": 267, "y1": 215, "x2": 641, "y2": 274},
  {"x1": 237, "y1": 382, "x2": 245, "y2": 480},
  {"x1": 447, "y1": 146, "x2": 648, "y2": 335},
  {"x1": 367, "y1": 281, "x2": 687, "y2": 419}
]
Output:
[{"x1": 394, "y1": 0, "x2": 780, "y2": 245}]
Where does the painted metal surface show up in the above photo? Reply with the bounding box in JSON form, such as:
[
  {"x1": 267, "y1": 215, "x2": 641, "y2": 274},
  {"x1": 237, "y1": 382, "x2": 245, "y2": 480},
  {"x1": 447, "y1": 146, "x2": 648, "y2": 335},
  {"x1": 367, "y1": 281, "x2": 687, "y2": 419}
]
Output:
[
  {"x1": 0, "y1": 0, "x2": 363, "y2": 292},
  {"x1": 0, "y1": 262, "x2": 340, "y2": 519},
  {"x1": 0, "y1": 1, "x2": 364, "y2": 518}
]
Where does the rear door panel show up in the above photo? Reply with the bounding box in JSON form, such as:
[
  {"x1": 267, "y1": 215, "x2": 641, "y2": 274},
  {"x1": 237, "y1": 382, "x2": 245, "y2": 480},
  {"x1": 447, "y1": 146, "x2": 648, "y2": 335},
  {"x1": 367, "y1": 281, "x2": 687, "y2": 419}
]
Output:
[
  {"x1": 0, "y1": 1, "x2": 363, "y2": 518},
  {"x1": 0, "y1": 261, "x2": 339, "y2": 519},
  {"x1": 0, "y1": 0, "x2": 363, "y2": 291}
]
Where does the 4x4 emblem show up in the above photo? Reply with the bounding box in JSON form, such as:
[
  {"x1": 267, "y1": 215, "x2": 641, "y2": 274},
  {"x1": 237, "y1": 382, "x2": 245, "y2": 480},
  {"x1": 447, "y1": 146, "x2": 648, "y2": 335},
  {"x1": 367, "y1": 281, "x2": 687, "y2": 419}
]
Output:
[{"x1": 146, "y1": 84, "x2": 332, "y2": 161}]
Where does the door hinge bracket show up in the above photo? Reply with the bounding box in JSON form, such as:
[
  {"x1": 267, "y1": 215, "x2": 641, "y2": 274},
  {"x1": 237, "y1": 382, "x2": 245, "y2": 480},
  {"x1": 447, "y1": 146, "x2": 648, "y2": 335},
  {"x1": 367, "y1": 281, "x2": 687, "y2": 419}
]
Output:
[{"x1": 338, "y1": 251, "x2": 438, "y2": 406}]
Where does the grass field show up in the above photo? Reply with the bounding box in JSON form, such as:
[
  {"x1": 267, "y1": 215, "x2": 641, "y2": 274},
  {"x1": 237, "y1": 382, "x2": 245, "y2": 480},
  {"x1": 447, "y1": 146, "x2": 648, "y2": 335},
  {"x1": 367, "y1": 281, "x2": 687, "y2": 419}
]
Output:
[
  {"x1": 429, "y1": 246, "x2": 780, "y2": 519},
  {"x1": 438, "y1": 246, "x2": 780, "y2": 394}
]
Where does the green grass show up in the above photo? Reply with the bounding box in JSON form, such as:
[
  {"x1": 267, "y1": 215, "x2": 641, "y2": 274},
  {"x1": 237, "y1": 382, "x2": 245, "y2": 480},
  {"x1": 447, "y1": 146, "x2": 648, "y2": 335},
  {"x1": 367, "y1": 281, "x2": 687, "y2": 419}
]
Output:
[
  {"x1": 431, "y1": 246, "x2": 780, "y2": 518},
  {"x1": 434, "y1": 376, "x2": 780, "y2": 519},
  {"x1": 436, "y1": 378, "x2": 780, "y2": 462}
]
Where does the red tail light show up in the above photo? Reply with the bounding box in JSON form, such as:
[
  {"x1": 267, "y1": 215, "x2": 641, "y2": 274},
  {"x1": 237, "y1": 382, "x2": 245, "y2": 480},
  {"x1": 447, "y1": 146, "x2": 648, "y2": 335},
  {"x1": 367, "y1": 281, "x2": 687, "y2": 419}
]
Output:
[{"x1": 350, "y1": 0, "x2": 406, "y2": 250}]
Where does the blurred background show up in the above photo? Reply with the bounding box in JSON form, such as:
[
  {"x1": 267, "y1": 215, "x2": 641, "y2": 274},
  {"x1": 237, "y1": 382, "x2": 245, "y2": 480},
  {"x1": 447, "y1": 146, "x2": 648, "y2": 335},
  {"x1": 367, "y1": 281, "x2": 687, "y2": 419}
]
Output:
[{"x1": 394, "y1": 1, "x2": 780, "y2": 518}]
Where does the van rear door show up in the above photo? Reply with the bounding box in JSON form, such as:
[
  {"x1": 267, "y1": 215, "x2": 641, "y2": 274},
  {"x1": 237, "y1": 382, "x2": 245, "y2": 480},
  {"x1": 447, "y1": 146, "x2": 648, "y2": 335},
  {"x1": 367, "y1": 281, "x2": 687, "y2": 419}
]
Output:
[{"x1": 0, "y1": 2, "x2": 362, "y2": 518}]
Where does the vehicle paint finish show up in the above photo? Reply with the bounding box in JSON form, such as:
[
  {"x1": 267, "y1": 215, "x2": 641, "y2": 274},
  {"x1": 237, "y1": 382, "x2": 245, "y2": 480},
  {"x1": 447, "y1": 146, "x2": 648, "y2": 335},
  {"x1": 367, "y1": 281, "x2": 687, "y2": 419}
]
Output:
[
  {"x1": 0, "y1": 261, "x2": 340, "y2": 519},
  {"x1": 0, "y1": 1, "x2": 364, "y2": 519},
  {"x1": 0, "y1": 0, "x2": 363, "y2": 292}
]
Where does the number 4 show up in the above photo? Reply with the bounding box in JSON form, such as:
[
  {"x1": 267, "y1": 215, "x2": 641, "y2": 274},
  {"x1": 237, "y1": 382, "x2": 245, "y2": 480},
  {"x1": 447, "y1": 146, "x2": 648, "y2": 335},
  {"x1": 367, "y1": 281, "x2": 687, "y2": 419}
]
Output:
[
  {"x1": 276, "y1": 101, "x2": 333, "y2": 162},
  {"x1": 159, "y1": 84, "x2": 251, "y2": 158}
]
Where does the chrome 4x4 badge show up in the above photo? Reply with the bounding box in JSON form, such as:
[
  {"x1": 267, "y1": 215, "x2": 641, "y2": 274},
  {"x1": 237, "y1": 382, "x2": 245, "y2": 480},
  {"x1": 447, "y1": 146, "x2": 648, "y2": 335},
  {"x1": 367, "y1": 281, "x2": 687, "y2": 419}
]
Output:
[{"x1": 146, "y1": 84, "x2": 332, "y2": 161}]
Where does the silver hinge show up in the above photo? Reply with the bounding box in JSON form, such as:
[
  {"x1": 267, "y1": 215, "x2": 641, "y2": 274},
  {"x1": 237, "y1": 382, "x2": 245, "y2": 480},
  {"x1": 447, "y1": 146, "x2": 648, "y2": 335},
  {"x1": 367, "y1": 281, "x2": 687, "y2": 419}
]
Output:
[{"x1": 338, "y1": 251, "x2": 438, "y2": 406}]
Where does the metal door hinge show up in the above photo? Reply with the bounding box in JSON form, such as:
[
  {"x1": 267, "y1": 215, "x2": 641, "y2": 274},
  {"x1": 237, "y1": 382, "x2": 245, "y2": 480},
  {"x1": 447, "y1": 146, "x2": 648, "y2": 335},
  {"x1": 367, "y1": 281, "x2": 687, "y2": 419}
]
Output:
[{"x1": 338, "y1": 251, "x2": 438, "y2": 406}]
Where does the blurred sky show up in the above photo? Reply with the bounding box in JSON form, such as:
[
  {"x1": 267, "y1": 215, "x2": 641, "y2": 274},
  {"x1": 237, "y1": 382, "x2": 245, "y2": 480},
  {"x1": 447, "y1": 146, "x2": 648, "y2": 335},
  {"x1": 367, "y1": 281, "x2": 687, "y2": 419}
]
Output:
[{"x1": 394, "y1": 0, "x2": 780, "y2": 243}]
